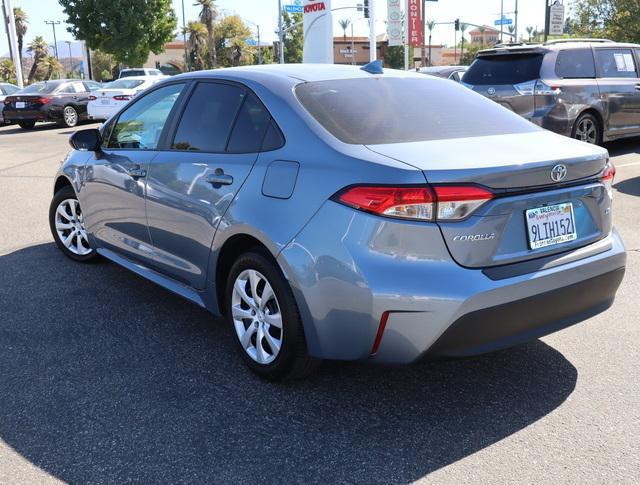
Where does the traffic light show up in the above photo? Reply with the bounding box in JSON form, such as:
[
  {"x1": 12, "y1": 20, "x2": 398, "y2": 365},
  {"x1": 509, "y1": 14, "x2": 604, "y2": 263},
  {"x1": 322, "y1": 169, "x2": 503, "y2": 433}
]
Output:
[
  {"x1": 363, "y1": 0, "x2": 369, "y2": 18},
  {"x1": 454, "y1": 18, "x2": 460, "y2": 31}
]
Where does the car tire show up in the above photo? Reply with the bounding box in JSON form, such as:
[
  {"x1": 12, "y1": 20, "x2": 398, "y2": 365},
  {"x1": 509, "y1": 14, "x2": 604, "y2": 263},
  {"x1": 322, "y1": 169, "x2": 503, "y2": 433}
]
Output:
[
  {"x1": 225, "y1": 250, "x2": 320, "y2": 381},
  {"x1": 62, "y1": 105, "x2": 79, "y2": 128},
  {"x1": 18, "y1": 120, "x2": 36, "y2": 130},
  {"x1": 49, "y1": 185, "x2": 98, "y2": 263},
  {"x1": 572, "y1": 113, "x2": 602, "y2": 145}
]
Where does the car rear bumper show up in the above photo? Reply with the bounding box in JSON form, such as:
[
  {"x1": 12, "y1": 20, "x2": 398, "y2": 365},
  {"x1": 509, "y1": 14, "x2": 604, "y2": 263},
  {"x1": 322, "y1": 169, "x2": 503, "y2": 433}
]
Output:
[
  {"x1": 3, "y1": 110, "x2": 49, "y2": 122},
  {"x1": 87, "y1": 103, "x2": 117, "y2": 120},
  {"x1": 279, "y1": 202, "x2": 626, "y2": 364}
]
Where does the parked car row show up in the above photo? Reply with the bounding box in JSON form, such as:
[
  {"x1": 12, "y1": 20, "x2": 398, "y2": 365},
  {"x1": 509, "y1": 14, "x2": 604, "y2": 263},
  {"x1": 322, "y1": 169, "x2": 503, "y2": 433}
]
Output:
[{"x1": 87, "y1": 76, "x2": 165, "y2": 121}]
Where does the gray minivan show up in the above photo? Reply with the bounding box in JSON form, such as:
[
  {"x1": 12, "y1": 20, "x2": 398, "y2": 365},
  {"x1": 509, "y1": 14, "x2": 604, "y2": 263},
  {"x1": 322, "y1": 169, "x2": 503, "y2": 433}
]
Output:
[{"x1": 462, "y1": 39, "x2": 640, "y2": 145}]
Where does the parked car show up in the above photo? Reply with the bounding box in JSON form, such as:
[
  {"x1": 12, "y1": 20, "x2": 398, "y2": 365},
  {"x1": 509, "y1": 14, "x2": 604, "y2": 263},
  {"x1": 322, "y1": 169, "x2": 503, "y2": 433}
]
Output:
[
  {"x1": 462, "y1": 39, "x2": 640, "y2": 145},
  {"x1": 87, "y1": 76, "x2": 165, "y2": 121},
  {"x1": 3, "y1": 79, "x2": 102, "y2": 129},
  {"x1": 419, "y1": 65, "x2": 468, "y2": 82},
  {"x1": 0, "y1": 82, "x2": 20, "y2": 124},
  {"x1": 119, "y1": 68, "x2": 166, "y2": 78},
  {"x1": 50, "y1": 64, "x2": 625, "y2": 380}
]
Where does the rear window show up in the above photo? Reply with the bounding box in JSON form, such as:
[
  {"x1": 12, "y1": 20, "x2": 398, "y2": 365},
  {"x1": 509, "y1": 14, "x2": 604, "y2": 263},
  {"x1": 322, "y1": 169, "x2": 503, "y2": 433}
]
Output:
[
  {"x1": 105, "y1": 79, "x2": 145, "y2": 89},
  {"x1": 463, "y1": 54, "x2": 543, "y2": 85},
  {"x1": 18, "y1": 82, "x2": 60, "y2": 94},
  {"x1": 295, "y1": 77, "x2": 537, "y2": 145},
  {"x1": 120, "y1": 69, "x2": 145, "y2": 78},
  {"x1": 555, "y1": 49, "x2": 596, "y2": 78}
]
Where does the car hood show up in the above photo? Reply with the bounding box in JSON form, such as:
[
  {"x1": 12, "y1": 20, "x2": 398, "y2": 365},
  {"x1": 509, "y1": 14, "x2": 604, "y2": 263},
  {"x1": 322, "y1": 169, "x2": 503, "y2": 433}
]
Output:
[{"x1": 365, "y1": 130, "x2": 608, "y2": 189}]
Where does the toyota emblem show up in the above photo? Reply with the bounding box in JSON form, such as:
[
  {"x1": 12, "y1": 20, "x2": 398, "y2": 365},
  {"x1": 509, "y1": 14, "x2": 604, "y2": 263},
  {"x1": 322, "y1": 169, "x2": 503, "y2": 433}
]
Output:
[
  {"x1": 487, "y1": 87, "x2": 496, "y2": 95},
  {"x1": 550, "y1": 164, "x2": 567, "y2": 182}
]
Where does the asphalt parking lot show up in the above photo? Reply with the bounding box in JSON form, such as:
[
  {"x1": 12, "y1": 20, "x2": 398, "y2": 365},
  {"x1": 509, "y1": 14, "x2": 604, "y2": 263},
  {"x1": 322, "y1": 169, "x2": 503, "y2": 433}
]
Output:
[{"x1": 0, "y1": 121, "x2": 638, "y2": 484}]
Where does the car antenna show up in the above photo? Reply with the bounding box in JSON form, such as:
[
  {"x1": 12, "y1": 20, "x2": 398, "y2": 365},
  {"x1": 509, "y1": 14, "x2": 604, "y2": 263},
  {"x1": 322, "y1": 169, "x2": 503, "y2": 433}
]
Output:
[{"x1": 360, "y1": 59, "x2": 384, "y2": 74}]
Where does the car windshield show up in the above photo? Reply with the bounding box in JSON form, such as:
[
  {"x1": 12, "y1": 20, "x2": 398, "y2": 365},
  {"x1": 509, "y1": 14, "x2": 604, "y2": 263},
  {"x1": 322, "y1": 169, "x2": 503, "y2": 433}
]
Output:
[
  {"x1": 104, "y1": 79, "x2": 145, "y2": 89},
  {"x1": 120, "y1": 70, "x2": 145, "y2": 77},
  {"x1": 463, "y1": 54, "x2": 544, "y2": 85},
  {"x1": 295, "y1": 76, "x2": 537, "y2": 145},
  {"x1": 18, "y1": 82, "x2": 61, "y2": 94}
]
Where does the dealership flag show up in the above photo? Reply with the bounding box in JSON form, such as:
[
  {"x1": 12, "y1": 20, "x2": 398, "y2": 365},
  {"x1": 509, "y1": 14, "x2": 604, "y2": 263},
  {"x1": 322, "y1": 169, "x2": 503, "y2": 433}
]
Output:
[{"x1": 406, "y1": 0, "x2": 423, "y2": 47}]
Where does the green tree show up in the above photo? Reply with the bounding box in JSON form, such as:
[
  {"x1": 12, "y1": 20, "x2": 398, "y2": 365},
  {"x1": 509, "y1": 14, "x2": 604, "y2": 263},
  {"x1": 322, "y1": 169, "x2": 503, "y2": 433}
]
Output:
[
  {"x1": 0, "y1": 59, "x2": 16, "y2": 83},
  {"x1": 570, "y1": 0, "x2": 640, "y2": 42},
  {"x1": 58, "y1": 0, "x2": 177, "y2": 67},
  {"x1": 41, "y1": 55, "x2": 63, "y2": 80},
  {"x1": 459, "y1": 43, "x2": 481, "y2": 65},
  {"x1": 27, "y1": 36, "x2": 49, "y2": 83},
  {"x1": 91, "y1": 49, "x2": 115, "y2": 80},
  {"x1": 383, "y1": 45, "x2": 404, "y2": 69},
  {"x1": 13, "y1": 7, "x2": 27, "y2": 67},
  {"x1": 195, "y1": 0, "x2": 217, "y2": 69},
  {"x1": 185, "y1": 21, "x2": 207, "y2": 70},
  {"x1": 214, "y1": 15, "x2": 253, "y2": 67},
  {"x1": 282, "y1": 11, "x2": 302, "y2": 63}
]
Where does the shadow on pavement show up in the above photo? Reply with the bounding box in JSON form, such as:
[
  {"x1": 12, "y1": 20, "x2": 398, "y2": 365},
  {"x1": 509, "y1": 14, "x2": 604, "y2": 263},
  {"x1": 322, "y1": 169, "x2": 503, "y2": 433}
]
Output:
[
  {"x1": 614, "y1": 176, "x2": 640, "y2": 197},
  {"x1": 0, "y1": 243, "x2": 578, "y2": 483},
  {"x1": 605, "y1": 138, "x2": 640, "y2": 157}
]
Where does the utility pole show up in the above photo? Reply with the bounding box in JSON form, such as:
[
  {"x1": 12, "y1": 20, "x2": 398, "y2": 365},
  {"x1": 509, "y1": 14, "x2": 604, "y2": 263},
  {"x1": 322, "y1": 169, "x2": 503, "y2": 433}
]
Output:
[
  {"x1": 44, "y1": 20, "x2": 61, "y2": 59},
  {"x1": 543, "y1": 0, "x2": 550, "y2": 42},
  {"x1": 257, "y1": 25, "x2": 261, "y2": 64},
  {"x1": 368, "y1": 0, "x2": 376, "y2": 61},
  {"x1": 64, "y1": 40, "x2": 72, "y2": 75},
  {"x1": 421, "y1": 0, "x2": 426, "y2": 68},
  {"x1": 181, "y1": 0, "x2": 189, "y2": 71},
  {"x1": 500, "y1": 0, "x2": 504, "y2": 43},
  {"x1": 2, "y1": 0, "x2": 13, "y2": 61},
  {"x1": 514, "y1": 0, "x2": 519, "y2": 42},
  {"x1": 6, "y1": 0, "x2": 22, "y2": 87},
  {"x1": 278, "y1": 0, "x2": 285, "y2": 64},
  {"x1": 404, "y1": 3, "x2": 409, "y2": 70}
]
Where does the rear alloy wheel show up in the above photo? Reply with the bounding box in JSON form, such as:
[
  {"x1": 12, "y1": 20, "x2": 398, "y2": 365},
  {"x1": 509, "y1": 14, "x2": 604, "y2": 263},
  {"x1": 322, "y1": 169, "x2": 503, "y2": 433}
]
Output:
[
  {"x1": 49, "y1": 185, "x2": 97, "y2": 262},
  {"x1": 62, "y1": 106, "x2": 79, "y2": 128},
  {"x1": 572, "y1": 113, "x2": 601, "y2": 145},
  {"x1": 225, "y1": 250, "x2": 319, "y2": 380},
  {"x1": 18, "y1": 120, "x2": 35, "y2": 130}
]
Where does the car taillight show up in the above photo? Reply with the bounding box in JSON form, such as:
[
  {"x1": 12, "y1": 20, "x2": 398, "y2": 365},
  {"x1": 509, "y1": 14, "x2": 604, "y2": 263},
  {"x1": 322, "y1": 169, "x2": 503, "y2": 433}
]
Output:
[
  {"x1": 534, "y1": 80, "x2": 561, "y2": 96},
  {"x1": 601, "y1": 162, "x2": 616, "y2": 193},
  {"x1": 336, "y1": 185, "x2": 494, "y2": 221},
  {"x1": 3, "y1": 99, "x2": 10, "y2": 105},
  {"x1": 433, "y1": 186, "x2": 494, "y2": 220},
  {"x1": 37, "y1": 96, "x2": 53, "y2": 104},
  {"x1": 88, "y1": 95, "x2": 97, "y2": 101},
  {"x1": 113, "y1": 95, "x2": 131, "y2": 101}
]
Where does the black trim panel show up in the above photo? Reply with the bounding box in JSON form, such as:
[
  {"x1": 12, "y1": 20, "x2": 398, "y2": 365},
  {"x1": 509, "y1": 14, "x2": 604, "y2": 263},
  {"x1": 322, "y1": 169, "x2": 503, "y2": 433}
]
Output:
[{"x1": 427, "y1": 267, "x2": 625, "y2": 358}]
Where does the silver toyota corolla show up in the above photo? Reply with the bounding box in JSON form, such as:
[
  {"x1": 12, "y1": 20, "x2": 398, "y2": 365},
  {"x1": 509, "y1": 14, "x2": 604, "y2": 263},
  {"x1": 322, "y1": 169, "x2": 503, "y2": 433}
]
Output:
[{"x1": 49, "y1": 64, "x2": 626, "y2": 380}]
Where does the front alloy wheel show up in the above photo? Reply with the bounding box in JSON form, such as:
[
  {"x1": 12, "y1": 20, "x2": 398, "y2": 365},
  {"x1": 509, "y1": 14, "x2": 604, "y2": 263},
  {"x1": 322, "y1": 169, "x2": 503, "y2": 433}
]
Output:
[{"x1": 49, "y1": 185, "x2": 97, "y2": 262}]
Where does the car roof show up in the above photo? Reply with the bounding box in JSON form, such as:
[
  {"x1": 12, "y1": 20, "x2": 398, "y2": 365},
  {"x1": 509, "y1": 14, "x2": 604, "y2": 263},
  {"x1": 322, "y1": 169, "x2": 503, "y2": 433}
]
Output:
[
  {"x1": 478, "y1": 40, "x2": 640, "y2": 56},
  {"x1": 170, "y1": 63, "x2": 429, "y2": 85},
  {"x1": 110, "y1": 76, "x2": 157, "y2": 81}
]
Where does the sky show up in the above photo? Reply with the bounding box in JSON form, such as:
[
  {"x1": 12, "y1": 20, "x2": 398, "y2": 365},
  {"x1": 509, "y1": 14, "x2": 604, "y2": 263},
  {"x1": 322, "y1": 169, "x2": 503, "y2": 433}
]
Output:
[{"x1": 1, "y1": 0, "x2": 569, "y2": 57}]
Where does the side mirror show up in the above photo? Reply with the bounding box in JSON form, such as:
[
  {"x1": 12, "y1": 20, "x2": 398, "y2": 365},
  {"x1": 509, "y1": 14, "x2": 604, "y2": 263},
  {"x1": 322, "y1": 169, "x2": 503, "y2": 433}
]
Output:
[{"x1": 69, "y1": 128, "x2": 102, "y2": 152}]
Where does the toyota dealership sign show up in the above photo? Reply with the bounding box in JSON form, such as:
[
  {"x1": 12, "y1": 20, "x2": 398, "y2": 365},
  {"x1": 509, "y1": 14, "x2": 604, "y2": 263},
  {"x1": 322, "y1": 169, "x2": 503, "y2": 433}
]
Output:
[{"x1": 303, "y1": 0, "x2": 334, "y2": 64}]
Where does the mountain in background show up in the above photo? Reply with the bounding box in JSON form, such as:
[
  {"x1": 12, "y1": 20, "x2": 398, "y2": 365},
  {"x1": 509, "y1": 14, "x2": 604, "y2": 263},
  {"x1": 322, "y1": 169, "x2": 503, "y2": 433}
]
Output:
[{"x1": 2, "y1": 40, "x2": 85, "y2": 59}]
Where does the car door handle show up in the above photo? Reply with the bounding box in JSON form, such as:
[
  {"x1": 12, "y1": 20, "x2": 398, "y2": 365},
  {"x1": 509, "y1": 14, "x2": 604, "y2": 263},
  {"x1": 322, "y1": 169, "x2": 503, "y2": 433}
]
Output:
[
  {"x1": 635, "y1": 84, "x2": 640, "y2": 91},
  {"x1": 206, "y1": 172, "x2": 233, "y2": 186},
  {"x1": 126, "y1": 166, "x2": 147, "y2": 178}
]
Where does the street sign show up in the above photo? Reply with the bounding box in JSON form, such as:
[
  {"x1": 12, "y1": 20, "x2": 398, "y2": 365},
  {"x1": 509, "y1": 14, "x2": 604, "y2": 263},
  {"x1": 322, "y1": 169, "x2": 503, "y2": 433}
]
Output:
[
  {"x1": 494, "y1": 17, "x2": 513, "y2": 26},
  {"x1": 549, "y1": 1, "x2": 565, "y2": 36},
  {"x1": 285, "y1": 5, "x2": 303, "y2": 13}
]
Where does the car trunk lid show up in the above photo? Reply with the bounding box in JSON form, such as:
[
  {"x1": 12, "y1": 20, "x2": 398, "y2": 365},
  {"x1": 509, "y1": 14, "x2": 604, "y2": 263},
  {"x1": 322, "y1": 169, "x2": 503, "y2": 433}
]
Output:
[{"x1": 366, "y1": 131, "x2": 611, "y2": 268}]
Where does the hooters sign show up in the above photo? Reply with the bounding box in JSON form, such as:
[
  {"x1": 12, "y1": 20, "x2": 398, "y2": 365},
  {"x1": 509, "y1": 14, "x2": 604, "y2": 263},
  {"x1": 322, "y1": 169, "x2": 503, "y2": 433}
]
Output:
[
  {"x1": 303, "y1": 0, "x2": 334, "y2": 63},
  {"x1": 406, "y1": 0, "x2": 423, "y2": 47}
]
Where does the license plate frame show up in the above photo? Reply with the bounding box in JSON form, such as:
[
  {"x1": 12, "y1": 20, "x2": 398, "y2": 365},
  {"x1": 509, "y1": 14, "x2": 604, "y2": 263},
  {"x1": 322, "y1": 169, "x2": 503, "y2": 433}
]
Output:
[
  {"x1": 525, "y1": 202, "x2": 577, "y2": 250},
  {"x1": 15, "y1": 101, "x2": 25, "y2": 109},
  {"x1": 100, "y1": 98, "x2": 110, "y2": 105}
]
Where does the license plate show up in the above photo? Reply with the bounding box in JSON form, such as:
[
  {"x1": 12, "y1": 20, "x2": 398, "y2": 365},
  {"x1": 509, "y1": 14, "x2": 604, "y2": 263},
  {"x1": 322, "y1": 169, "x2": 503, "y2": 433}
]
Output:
[
  {"x1": 526, "y1": 202, "x2": 577, "y2": 249},
  {"x1": 101, "y1": 98, "x2": 110, "y2": 105},
  {"x1": 15, "y1": 101, "x2": 25, "y2": 108}
]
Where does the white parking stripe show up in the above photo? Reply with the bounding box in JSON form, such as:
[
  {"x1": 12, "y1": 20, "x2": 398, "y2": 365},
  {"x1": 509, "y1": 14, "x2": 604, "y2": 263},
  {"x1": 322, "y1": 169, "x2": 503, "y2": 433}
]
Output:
[{"x1": 614, "y1": 161, "x2": 640, "y2": 168}]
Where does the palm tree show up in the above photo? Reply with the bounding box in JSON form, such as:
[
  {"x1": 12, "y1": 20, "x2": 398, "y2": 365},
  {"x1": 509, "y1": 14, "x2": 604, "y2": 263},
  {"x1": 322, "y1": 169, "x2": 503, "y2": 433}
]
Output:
[
  {"x1": 425, "y1": 20, "x2": 435, "y2": 66},
  {"x1": 41, "y1": 55, "x2": 63, "y2": 80},
  {"x1": 526, "y1": 26, "x2": 534, "y2": 42},
  {"x1": 507, "y1": 24, "x2": 515, "y2": 43},
  {"x1": 0, "y1": 59, "x2": 15, "y2": 83},
  {"x1": 338, "y1": 18, "x2": 350, "y2": 40},
  {"x1": 195, "y1": 0, "x2": 217, "y2": 69},
  {"x1": 228, "y1": 38, "x2": 251, "y2": 66},
  {"x1": 13, "y1": 8, "x2": 28, "y2": 67},
  {"x1": 27, "y1": 36, "x2": 48, "y2": 83},
  {"x1": 184, "y1": 21, "x2": 207, "y2": 71}
]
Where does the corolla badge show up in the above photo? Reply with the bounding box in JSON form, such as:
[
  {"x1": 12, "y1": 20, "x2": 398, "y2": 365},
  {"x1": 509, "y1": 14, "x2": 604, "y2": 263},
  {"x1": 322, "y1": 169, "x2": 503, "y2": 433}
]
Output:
[
  {"x1": 487, "y1": 87, "x2": 496, "y2": 95},
  {"x1": 550, "y1": 164, "x2": 568, "y2": 182}
]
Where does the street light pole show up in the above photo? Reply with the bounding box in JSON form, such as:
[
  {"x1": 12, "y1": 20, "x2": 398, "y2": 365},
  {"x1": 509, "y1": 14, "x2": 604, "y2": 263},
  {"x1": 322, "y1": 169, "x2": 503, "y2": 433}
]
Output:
[
  {"x1": 421, "y1": 0, "x2": 426, "y2": 68},
  {"x1": 368, "y1": 0, "x2": 375, "y2": 61},
  {"x1": 500, "y1": 0, "x2": 504, "y2": 43},
  {"x1": 6, "y1": 0, "x2": 22, "y2": 87},
  {"x1": 65, "y1": 40, "x2": 72, "y2": 75},
  {"x1": 278, "y1": 0, "x2": 285, "y2": 64},
  {"x1": 44, "y1": 20, "x2": 60, "y2": 59},
  {"x1": 181, "y1": 0, "x2": 188, "y2": 72}
]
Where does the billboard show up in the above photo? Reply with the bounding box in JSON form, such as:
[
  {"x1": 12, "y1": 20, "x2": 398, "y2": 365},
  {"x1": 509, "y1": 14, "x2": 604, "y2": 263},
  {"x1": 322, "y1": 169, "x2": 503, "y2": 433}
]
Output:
[
  {"x1": 407, "y1": 0, "x2": 423, "y2": 47},
  {"x1": 303, "y1": 0, "x2": 334, "y2": 63}
]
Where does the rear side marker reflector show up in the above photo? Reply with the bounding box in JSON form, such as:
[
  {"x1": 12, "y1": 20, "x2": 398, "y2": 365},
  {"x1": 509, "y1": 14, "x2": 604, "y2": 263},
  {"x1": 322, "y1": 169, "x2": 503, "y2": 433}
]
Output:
[
  {"x1": 337, "y1": 185, "x2": 494, "y2": 221},
  {"x1": 371, "y1": 311, "x2": 390, "y2": 355}
]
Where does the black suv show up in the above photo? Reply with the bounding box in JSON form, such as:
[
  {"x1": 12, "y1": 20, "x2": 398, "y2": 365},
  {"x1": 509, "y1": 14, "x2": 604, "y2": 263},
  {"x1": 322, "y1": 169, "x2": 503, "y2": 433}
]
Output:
[
  {"x1": 462, "y1": 39, "x2": 640, "y2": 145},
  {"x1": 3, "y1": 79, "x2": 101, "y2": 129}
]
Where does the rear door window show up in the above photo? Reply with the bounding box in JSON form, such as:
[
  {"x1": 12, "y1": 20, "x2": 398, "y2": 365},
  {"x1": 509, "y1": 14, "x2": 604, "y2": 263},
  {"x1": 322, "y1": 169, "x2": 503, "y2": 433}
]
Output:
[
  {"x1": 555, "y1": 49, "x2": 596, "y2": 78},
  {"x1": 463, "y1": 54, "x2": 543, "y2": 85},
  {"x1": 171, "y1": 82, "x2": 245, "y2": 152},
  {"x1": 595, "y1": 49, "x2": 637, "y2": 78},
  {"x1": 226, "y1": 93, "x2": 277, "y2": 153}
]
